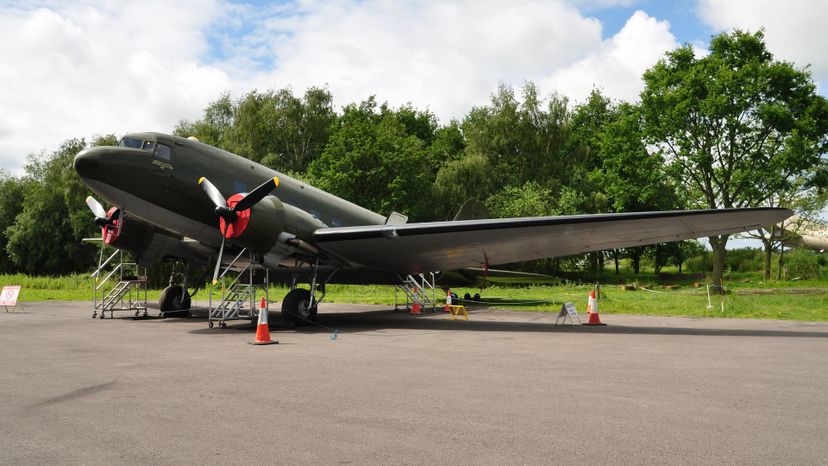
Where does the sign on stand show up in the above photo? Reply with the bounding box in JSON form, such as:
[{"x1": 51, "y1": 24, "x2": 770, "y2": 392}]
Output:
[
  {"x1": 555, "y1": 302, "x2": 580, "y2": 326},
  {"x1": 1, "y1": 285, "x2": 23, "y2": 312}
]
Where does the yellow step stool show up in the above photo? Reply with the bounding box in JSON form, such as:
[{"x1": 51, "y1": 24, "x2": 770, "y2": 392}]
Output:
[{"x1": 444, "y1": 304, "x2": 468, "y2": 320}]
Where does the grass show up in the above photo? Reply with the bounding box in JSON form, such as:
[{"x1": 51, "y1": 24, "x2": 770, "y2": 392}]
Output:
[{"x1": 1, "y1": 273, "x2": 826, "y2": 321}]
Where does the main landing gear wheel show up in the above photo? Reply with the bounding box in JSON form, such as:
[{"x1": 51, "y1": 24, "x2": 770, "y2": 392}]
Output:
[
  {"x1": 159, "y1": 285, "x2": 191, "y2": 318},
  {"x1": 281, "y1": 288, "x2": 317, "y2": 326}
]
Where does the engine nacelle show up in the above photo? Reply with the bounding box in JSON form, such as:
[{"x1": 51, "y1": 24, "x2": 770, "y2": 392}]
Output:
[
  {"x1": 221, "y1": 196, "x2": 325, "y2": 255},
  {"x1": 102, "y1": 209, "x2": 212, "y2": 267}
]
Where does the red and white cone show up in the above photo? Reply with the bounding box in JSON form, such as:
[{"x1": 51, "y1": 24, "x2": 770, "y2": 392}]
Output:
[
  {"x1": 444, "y1": 289, "x2": 452, "y2": 312},
  {"x1": 411, "y1": 288, "x2": 422, "y2": 315},
  {"x1": 583, "y1": 289, "x2": 606, "y2": 326},
  {"x1": 251, "y1": 297, "x2": 279, "y2": 345}
]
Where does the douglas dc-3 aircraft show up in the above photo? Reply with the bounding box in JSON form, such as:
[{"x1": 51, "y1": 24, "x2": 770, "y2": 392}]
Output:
[{"x1": 74, "y1": 132, "x2": 791, "y2": 325}]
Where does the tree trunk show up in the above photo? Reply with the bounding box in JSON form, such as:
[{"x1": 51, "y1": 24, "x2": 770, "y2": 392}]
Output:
[
  {"x1": 678, "y1": 261, "x2": 682, "y2": 274},
  {"x1": 762, "y1": 238, "x2": 773, "y2": 282},
  {"x1": 613, "y1": 249, "x2": 620, "y2": 274},
  {"x1": 709, "y1": 235, "x2": 728, "y2": 294},
  {"x1": 777, "y1": 244, "x2": 785, "y2": 280},
  {"x1": 632, "y1": 254, "x2": 641, "y2": 274}
]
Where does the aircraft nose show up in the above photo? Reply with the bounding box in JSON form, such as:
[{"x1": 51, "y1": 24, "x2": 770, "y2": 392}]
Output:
[{"x1": 73, "y1": 146, "x2": 110, "y2": 180}]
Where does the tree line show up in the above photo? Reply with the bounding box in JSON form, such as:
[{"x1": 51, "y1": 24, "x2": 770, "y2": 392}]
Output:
[{"x1": 1, "y1": 30, "x2": 826, "y2": 287}]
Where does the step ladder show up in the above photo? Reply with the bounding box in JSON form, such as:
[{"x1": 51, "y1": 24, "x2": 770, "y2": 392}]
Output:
[
  {"x1": 91, "y1": 248, "x2": 147, "y2": 319},
  {"x1": 395, "y1": 273, "x2": 438, "y2": 312},
  {"x1": 208, "y1": 249, "x2": 269, "y2": 328}
]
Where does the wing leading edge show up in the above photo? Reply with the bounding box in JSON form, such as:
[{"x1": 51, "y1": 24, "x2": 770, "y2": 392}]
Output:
[{"x1": 313, "y1": 208, "x2": 791, "y2": 274}]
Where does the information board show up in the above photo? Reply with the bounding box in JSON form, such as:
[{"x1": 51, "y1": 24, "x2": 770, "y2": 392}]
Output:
[
  {"x1": 555, "y1": 302, "x2": 580, "y2": 325},
  {"x1": 1, "y1": 285, "x2": 21, "y2": 310}
]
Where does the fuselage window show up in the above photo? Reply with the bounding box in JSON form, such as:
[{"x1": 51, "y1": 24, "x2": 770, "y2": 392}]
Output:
[
  {"x1": 119, "y1": 138, "x2": 143, "y2": 149},
  {"x1": 155, "y1": 143, "x2": 171, "y2": 161}
]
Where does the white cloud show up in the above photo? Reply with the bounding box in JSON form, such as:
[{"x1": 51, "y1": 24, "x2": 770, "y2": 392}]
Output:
[
  {"x1": 238, "y1": 0, "x2": 606, "y2": 119},
  {"x1": 0, "y1": 1, "x2": 231, "y2": 173},
  {"x1": 697, "y1": 0, "x2": 828, "y2": 85},
  {"x1": 1, "y1": 0, "x2": 682, "y2": 173},
  {"x1": 539, "y1": 10, "x2": 677, "y2": 103}
]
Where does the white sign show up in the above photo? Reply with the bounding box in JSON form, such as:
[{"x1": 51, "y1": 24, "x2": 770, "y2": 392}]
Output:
[
  {"x1": 555, "y1": 302, "x2": 580, "y2": 325},
  {"x1": 1, "y1": 285, "x2": 21, "y2": 308}
]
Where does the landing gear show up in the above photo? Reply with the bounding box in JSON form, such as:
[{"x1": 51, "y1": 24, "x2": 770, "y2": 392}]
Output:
[
  {"x1": 159, "y1": 261, "x2": 196, "y2": 318},
  {"x1": 159, "y1": 285, "x2": 191, "y2": 318},
  {"x1": 281, "y1": 288, "x2": 317, "y2": 326},
  {"x1": 281, "y1": 258, "x2": 338, "y2": 327}
]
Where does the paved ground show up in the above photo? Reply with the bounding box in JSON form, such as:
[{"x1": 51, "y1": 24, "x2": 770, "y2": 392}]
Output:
[{"x1": 1, "y1": 301, "x2": 826, "y2": 465}]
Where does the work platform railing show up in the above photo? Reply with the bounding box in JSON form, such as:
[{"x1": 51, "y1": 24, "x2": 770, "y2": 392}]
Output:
[
  {"x1": 395, "y1": 272, "x2": 438, "y2": 312},
  {"x1": 91, "y1": 248, "x2": 147, "y2": 319},
  {"x1": 208, "y1": 248, "x2": 269, "y2": 328}
]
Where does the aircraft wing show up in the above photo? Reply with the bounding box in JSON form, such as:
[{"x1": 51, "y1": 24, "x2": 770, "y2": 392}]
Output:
[{"x1": 313, "y1": 208, "x2": 791, "y2": 274}]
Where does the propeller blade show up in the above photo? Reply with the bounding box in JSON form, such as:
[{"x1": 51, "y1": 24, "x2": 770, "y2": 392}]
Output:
[
  {"x1": 212, "y1": 234, "x2": 225, "y2": 285},
  {"x1": 198, "y1": 177, "x2": 227, "y2": 209},
  {"x1": 85, "y1": 196, "x2": 108, "y2": 219},
  {"x1": 233, "y1": 177, "x2": 279, "y2": 212}
]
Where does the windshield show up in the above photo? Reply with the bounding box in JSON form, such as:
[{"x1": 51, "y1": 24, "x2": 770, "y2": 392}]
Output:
[
  {"x1": 119, "y1": 137, "x2": 143, "y2": 149},
  {"x1": 118, "y1": 137, "x2": 159, "y2": 153}
]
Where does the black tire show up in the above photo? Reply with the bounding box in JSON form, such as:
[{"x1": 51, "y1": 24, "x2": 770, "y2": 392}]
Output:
[
  {"x1": 159, "y1": 285, "x2": 191, "y2": 317},
  {"x1": 450, "y1": 292, "x2": 458, "y2": 305},
  {"x1": 463, "y1": 292, "x2": 472, "y2": 301},
  {"x1": 473, "y1": 293, "x2": 481, "y2": 301},
  {"x1": 281, "y1": 288, "x2": 317, "y2": 326}
]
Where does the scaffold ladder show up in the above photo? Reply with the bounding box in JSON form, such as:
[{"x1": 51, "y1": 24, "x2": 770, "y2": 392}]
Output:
[
  {"x1": 91, "y1": 248, "x2": 147, "y2": 319},
  {"x1": 208, "y1": 248, "x2": 269, "y2": 328},
  {"x1": 395, "y1": 272, "x2": 437, "y2": 312}
]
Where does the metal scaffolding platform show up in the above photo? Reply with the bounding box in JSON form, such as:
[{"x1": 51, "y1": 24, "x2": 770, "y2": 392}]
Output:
[
  {"x1": 91, "y1": 248, "x2": 148, "y2": 319},
  {"x1": 208, "y1": 249, "x2": 269, "y2": 328}
]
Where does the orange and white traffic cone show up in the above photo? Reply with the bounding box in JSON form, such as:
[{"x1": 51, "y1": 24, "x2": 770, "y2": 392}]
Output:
[
  {"x1": 583, "y1": 289, "x2": 606, "y2": 326},
  {"x1": 444, "y1": 289, "x2": 452, "y2": 312},
  {"x1": 411, "y1": 288, "x2": 422, "y2": 315},
  {"x1": 251, "y1": 296, "x2": 279, "y2": 345}
]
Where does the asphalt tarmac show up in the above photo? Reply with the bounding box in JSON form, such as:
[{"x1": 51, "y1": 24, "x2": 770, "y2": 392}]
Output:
[{"x1": 1, "y1": 301, "x2": 826, "y2": 465}]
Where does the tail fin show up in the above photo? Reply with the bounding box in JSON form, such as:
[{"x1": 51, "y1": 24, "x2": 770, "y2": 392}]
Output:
[{"x1": 453, "y1": 199, "x2": 488, "y2": 221}]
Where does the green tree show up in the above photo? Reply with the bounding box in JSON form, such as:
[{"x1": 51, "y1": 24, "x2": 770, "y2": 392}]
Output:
[
  {"x1": 485, "y1": 181, "x2": 555, "y2": 218},
  {"x1": 462, "y1": 83, "x2": 572, "y2": 194},
  {"x1": 175, "y1": 93, "x2": 235, "y2": 148},
  {"x1": 307, "y1": 98, "x2": 438, "y2": 220},
  {"x1": 0, "y1": 171, "x2": 28, "y2": 273},
  {"x1": 4, "y1": 137, "x2": 114, "y2": 275},
  {"x1": 177, "y1": 87, "x2": 336, "y2": 174},
  {"x1": 640, "y1": 30, "x2": 828, "y2": 291}
]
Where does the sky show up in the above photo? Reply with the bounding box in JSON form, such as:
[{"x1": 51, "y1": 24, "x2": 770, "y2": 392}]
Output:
[{"x1": 1, "y1": 0, "x2": 826, "y2": 176}]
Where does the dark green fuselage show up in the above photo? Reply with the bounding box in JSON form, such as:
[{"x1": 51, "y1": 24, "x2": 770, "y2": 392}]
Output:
[{"x1": 74, "y1": 132, "x2": 386, "y2": 254}]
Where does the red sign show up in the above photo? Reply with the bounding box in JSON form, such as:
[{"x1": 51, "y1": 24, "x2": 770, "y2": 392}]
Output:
[{"x1": 0, "y1": 285, "x2": 21, "y2": 306}]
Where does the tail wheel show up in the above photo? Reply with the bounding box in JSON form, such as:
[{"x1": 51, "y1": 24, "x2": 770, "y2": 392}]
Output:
[{"x1": 281, "y1": 288, "x2": 317, "y2": 326}]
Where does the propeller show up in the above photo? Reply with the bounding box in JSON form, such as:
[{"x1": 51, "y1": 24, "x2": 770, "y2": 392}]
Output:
[
  {"x1": 85, "y1": 196, "x2": 112, "y2": 226},
  {"x1": 197, "y1": 176, "x2": 279, "y2": 284}
]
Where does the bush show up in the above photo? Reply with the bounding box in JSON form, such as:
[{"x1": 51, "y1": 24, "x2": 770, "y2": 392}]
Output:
[
  {"x1": 685, "y1": 253, "x2": 711, "y2": 273},
  {"x1": 784, "y1": 250, "x2": 822, "y2": 279}
]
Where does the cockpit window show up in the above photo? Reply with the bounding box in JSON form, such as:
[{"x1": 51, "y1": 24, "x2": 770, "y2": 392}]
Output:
[
  {"x1": 155, "y1": 143, "x2": 171, "y2": 161},
  {"x1": 142, "y1": 140, "x2": 155, "y2": 151},
  {"x1": 119, "y1": 137, "x2": 143, "y2": 149}
]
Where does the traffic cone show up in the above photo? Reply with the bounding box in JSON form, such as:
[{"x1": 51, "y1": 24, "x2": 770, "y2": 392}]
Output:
[
  {"x1": 251, "y1": 297, "x2": 278, "y2": 345},
  {"x1": 583, "y1": 289, "x2": 607, "y2": 326},
  {"x1": 444, "y1": 289, "x2": 452, "y2": 312},
  {"x1": 411, "y1": 288, "x2": 422, "y2": 315}
]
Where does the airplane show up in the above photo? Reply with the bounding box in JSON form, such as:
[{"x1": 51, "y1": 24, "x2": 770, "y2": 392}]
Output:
[
  {"x1": 73, "y1": 132, "x2": 792, "y2": 326},
  {"x1": 782, "y1": 215, "x2": 828, "y2": 252}
]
